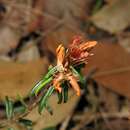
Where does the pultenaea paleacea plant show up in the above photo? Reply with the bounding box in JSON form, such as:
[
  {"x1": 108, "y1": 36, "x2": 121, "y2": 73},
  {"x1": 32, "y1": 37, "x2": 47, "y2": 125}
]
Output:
[
  {"x1": 1, "y1": 36, "x2": 97, "y2": 129},
  {"x1": 31, "y1": 36, "x2": 97, "y2": 114}
]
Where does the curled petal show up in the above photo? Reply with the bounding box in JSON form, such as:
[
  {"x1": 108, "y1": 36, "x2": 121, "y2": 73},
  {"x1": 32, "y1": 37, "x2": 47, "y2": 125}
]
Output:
[
  {"x1": 80, "y1": 51, "x2": 89, "y2": 58},
  {"x1": 80, "y1": 41, "x2": 97, "y2": 52},
  {"x1": 68, "y1": 37, "x2": 97, "y2": 65},
  {"x1": 55, "y1": 82, "x2": 62, "y2": 93},
  {"x1": 71, "y1": 36, "x2": 82, "y2": 45},
  {"x1": 69, "y1": 47, "x2": 82, "y2": 59},
  {"x1": 53, "y1": 73, "x2": 63, "y2": 93},
  {"x1": 56, "y1": 44, "x2": 65, "y2": 66},
  {"x1": 67, "y1": 75, "x2": 81, "y2": 96},
  {"x1": 53, "y1": 80, "x2": 62, "y2": 93}
]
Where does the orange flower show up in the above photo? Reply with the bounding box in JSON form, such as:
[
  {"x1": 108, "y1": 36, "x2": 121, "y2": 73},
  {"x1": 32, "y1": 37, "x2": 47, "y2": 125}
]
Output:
[
  {"x1": 53, "y1": 71, "x2": 81, "y2": 96},
  {"x1": 68, "y1": 36, "x2": 97, "y2": 65},
  {"x1": 53, "y1": 73, "x2": 63, "y2": 93},
  {"x1": 66, "y1": 74, "x2": 81, "y2": 96},
  {"x1": 56, "y1": 44, "x2": 65, "y2": 67},
  {"x1": 80, "y1": 41, "x2": 97, "y2": 52},
  {"x1": 52, "y1": 36, "x2": 97, "y2": 96}
]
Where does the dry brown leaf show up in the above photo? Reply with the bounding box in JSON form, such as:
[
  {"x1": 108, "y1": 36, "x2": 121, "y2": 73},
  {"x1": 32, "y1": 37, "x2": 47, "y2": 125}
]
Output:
[
  {"x1": 91, "y1": 0, "x2": 130, "y2": 33},
  {"x1": 4, "y1": 1, "x2": 33, "y2": 32},
  {"x1": 0, "y1": 26, "x2": 20, "y2": 55},
  {"x1": 17, "y1": 44, "x2": 40, "y2": 62},
  {"x1": 84, "y1": 41, "x2": 130, "y2": 99},
  {"x1": 0, "y1": 58, "x2": 49, "y2": 100},
  {"x1": 118, "y1": 32, "x2": 130, "y2": 53},
  {"x1": 40, "y1": 0, "x2": 90, "y2": 54}
]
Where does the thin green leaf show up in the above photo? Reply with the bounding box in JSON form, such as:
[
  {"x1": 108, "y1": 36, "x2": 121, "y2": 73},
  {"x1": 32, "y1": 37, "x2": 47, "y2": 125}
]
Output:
[
  {"x1": 14, "y1": 105, "x2": 26, "y2": 114},
  {"x1": 17, "y1": 94, "x2": 27, "y2": 108},
  {"x1": 70, "y1": 66, "x2": 85, "y2": 84},
  {"x1": 19, "y1": 118, "x2": 33, "y2": 127},
  {"x1": 57, "y1": 91, "x2": 63, "y2": 104},
  {"x1": 74, "y1": 63, "x2": 85, "y2": 73},
  {"x1": 44, "y1": 65, "x2": 61, "y2": 80},
  {"x1": 45, "y1": 104, "x2": 53, "y2": 115},
  {"x1": 35, "y1": 77, "x2": 53, "y2": 96},
  {"x1": 63, "y1": 84, "x2": 68, "y2": 103},
  {"x1": 31, "y1": 65, "x2": 62, "y2": 96},
  {"x1": 5, "y1": 96, "x2": 14, "y2": 120},
  {"x1": 31, "y1": 80, "x2": 43, "y2": 95},
  {"x1": 31, "y1": 76, "x2": 53, "y2": 96},
  {"x1": 39, "y1": 86, "x2": 55, "y2": 114}
]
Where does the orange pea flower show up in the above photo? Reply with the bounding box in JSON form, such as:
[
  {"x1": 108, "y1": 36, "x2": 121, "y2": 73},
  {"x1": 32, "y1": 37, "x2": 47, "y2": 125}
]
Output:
[{"x1": 52, "y1": 36, "x2": 97, "y2": 96}]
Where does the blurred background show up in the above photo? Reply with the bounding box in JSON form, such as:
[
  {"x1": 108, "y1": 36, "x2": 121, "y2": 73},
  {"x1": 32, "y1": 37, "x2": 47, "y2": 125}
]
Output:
[{"x1": 0, "y1": 0, "x2": 130, "y2": 129}]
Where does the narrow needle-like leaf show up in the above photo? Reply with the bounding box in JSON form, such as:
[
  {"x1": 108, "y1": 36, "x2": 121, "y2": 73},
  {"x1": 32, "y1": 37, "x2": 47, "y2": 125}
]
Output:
[
  {"x1": 19, "y1": 118, "x2": 33, "y2": 127},
  {"x1": 31, "y1": 65, "x2": 62, "y2": 96},
  {"x1": 57, "y1": 91, "x2": 63, "y2": 104},
  {"x1": 5, "y1": 96, "x2": 14, "y2": 120},
  {"x1": 63, "y1": 84, "x2": 68, "y2": 103},
  {"x1": 44, "y1": 65, "x2": 60, "y2": 80},
  {"x1": 17, "y1": 94, "x2": 27, "y2": 108},
  {"x1": 31, "y1": 76, "x2": 53, "y2": 96},
  {"x1": 35, "y1": 77, "x2": 53, "y2": 96},
  {"x1": 70, "y1": 66, "x2": 84, "y2": 84},
  {"x1": 39, "y1": 86, "x2": 55, "y2": 114},
  {"x1": 45, "y1": 103, "x2": 53, "y2": 115}
]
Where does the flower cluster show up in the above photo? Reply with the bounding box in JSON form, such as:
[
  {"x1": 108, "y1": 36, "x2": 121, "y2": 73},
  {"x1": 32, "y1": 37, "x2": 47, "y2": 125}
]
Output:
[
  {"x1": 1, "y1": 36, "x2": 97, "y2": 128},
  {"x1": 30, "y1": 36, "x2": 97, "y2": 114},
  {"x1": 53, "y1": 36, "x2": 97, "y2": 96}
]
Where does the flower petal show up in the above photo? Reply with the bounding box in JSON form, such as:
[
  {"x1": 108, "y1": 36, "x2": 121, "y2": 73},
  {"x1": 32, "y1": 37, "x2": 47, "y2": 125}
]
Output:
[
  {"x1": 53, "y1": 73, "x2": 63, "y2": 93},
  {"x1": 53, "y1": 80, "x2": 62, "y2": 93},
  {"x1": 80, "y1": 41, "x2": 97, "y2": 52},
  {"x1": 56, "y1": 44, "x2": 65, "y2": 66},
  {"x1": 67, "y1": 75, "x2": 81, "y2": 96},
  {"x1": 71, "y1": 36, "x2": 82, "y2": 45},
  {"x1": 55, "y1": 83, "x2": 62, "y2": 93}
]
